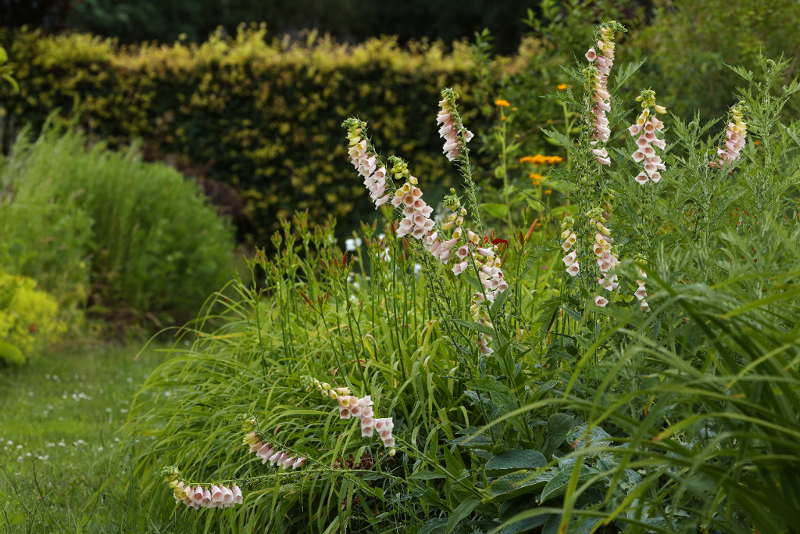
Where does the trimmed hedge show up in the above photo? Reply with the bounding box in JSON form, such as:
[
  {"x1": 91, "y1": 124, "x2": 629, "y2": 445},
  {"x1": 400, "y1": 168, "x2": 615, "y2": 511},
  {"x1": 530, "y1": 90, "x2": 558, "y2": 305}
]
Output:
[{"x1": 1, "y1": 26, "x2": 491, "y2": 244}]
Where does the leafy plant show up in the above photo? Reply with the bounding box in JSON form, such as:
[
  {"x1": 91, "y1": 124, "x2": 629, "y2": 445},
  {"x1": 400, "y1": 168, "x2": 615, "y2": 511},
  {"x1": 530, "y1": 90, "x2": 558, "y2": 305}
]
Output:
[{"x1": 0, "y1": 124, "x2": 236, "y2": 327}]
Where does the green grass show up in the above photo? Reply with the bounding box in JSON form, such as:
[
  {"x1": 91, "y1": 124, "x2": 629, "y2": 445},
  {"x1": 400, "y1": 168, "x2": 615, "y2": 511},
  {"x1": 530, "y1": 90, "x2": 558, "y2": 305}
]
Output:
[{"x1": 0, "y1": 341, "x2": 166, "y2": 533}]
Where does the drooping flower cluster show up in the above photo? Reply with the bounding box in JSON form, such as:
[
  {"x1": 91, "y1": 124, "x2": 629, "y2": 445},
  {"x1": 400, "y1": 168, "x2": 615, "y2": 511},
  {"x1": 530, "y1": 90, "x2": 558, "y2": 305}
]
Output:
[
  {"x1": 634, "y1": 267, "x2": 650, "y2": 312},
  {"x1": 437, "y1": 91, "x2": 474, "y2": 161},
  {"x1": 585, "y1": 22, "x2": 621, "y2": 165},
  {"x1": 310, "y1": 378, "x2": 395, "y2": 450},
  {"x1": 243, "y1": 430, "x2": 306, "y2": 470},
  {"x1": 628, "y1": 89, "x2": 667, "y2": 184},
  {"x1": 164, "y1": 468, "x2": 243, "y2": 510},
  {"x1": 561, "y1": 219, "x2": 579, "y2": 277},
  {"x1": 711, "y1": 102, "x2": 747, "y2": 168},
  {"x1": 590, "y1": 211, "x2": 620, "y2": 306},
  {"x1": 344, "y1": 119, "x2": 391, "y2": 208}
]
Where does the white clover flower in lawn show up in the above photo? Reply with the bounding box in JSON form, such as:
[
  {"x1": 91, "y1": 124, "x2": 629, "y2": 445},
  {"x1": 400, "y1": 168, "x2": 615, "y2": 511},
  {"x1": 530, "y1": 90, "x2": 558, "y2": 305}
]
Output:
[
  {"x1": 629, "y1": 89, "x2": 668, "y2": 184},
  {"x1": 711, "y1": 101, "x2": 747, "y2": 168}
]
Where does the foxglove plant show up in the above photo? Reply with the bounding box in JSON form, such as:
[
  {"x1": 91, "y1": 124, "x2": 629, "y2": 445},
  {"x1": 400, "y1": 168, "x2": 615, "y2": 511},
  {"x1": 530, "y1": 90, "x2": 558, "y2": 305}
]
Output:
[
  {"x1": 343, "y1": 96, "x2": 508, "y2": 355},
  {"x1": 710, "y1": 101, "x2": 747, "y2": 167},
  {"x1": 164, "y1": 467, "x2": 243, "y2": 510},
  {"x1": 310, "y1": 377, "x2": 395, "y2": 451},
  {"x1": 561, "y1": 219, "x2": 580, "y2": 277},
  {"x1": 243, "y1": 430, "x2": 306, "y2": 470},
  {"x1": 628, "y1": 89, "x2": 668, "y2": 184},
  {"x1": 585, "y1": 22, "x2": 624, "y2": 165},
  {"x1": 437, "y1": 96, "x2": 474, "y2": 161}
]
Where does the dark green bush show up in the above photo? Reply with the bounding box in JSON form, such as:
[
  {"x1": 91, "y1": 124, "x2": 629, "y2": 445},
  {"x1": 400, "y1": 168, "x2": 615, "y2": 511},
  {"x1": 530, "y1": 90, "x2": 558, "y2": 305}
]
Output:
[
  {"x1": 0, "y1": 125, "x2": 236, "y2": 325},
  {"x1": 0, "y1": 27, "x2": 487, "y2": 244}
]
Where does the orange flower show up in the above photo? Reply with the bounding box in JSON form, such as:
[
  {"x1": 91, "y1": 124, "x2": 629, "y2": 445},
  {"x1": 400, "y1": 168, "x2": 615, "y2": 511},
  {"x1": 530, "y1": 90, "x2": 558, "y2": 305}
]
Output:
[
  {"x1": 494, "y1": 99, "x2": 511, "y2": 107},
  {"x1": 556, "y1": 83, "x2": 570, "y2": 91},
  {"x1": 529, "y1": 172, "x2": 543, "y2": 185},
  {"x1": 520, "y1": 154, "x2": 563, "y2": 165}
]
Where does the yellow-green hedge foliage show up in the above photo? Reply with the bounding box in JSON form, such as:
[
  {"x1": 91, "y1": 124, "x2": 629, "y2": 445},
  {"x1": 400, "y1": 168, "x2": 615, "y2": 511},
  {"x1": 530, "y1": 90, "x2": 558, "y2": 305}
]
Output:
[
  {"x1": 0, "y1": 271, "x2": 65, "y2": 365},
  {"x1": 1, "y1": 26, "x2": 485, "y2": 243}
]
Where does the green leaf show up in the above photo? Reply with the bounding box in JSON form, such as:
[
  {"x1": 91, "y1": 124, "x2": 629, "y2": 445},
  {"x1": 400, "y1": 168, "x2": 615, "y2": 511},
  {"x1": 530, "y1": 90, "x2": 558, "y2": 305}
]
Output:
[
  {"x1": 488, "y1": 470, "x2": 551, "y2": 500},
  {"x1": 543, "y1": 413, "x2": 576, "y2": 456},
  {"x1": 452, "y1": 319, "x2": 496, "y2": 336},
  {"x1": 409, "y1": 471, "x2": 447, "y2": 481},
  {"x1": 0, "y1": 341, "x2": 25, "y2": 365},
  {"x1": 539, "y1": 459, "x2": 599, "y2": 503},
  {"x1": 420, "y1": 519, "x2": 448, "y2": 534},
  {"x1": 486, "y1": 449, "x2": 547, "y2": 471},
  {"x1": 446, "y1": 497, "x2": 481, "y2": 533},
  {"x1": 482, "y1": 203, "x2": 509, "y2": 218}
]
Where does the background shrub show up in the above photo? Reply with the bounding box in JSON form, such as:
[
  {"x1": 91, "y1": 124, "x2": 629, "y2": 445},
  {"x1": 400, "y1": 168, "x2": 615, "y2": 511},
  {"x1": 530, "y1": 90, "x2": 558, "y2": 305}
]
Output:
[
  {"x1": 0, "y1": 271, "x2": 65, "y2": 365},
  {"x1": 0, "y1": 125, "x2": 236, "y2": 326},
  {"x1": 0, "y1": 27, "x2": 492, "y2": 244}
]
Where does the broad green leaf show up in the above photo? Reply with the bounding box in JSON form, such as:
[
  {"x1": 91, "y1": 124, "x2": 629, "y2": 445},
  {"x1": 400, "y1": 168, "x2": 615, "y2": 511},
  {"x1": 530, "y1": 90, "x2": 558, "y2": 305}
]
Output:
[
  {"x1": 482, "y1": 203, "x2": 510, "y2": 218},
  {"x1": 486, "y1": 449, "x2": 547, "y2": 471},
  {"x1": 488, "y1": 470, "x2": 552, "y2": 499}
]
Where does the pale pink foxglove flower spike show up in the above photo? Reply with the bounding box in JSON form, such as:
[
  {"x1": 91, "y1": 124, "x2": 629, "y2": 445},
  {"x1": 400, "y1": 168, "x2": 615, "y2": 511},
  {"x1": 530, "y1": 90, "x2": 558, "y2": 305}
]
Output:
[
  {"x1": 634, "y1": 268, "x2": 651, "y2": 312},
  {"x1": 344, "y1": 119, "x2": 391, "y2": 208},
  {"x1": 437, "y1": 89, "x2": 474, "y2": 162},
  {"x1": 560, "y1": 225, "x2": 580, "y2": 277},
  {"x1": 710, "y1": 102, "x2": 747, "y2": 168},
  {"x1": 629, "y1": 90, "x2": 668, "y2": 184},
  {"x1": 586, "y1": 22, "x2": 623, "y2": 165}
]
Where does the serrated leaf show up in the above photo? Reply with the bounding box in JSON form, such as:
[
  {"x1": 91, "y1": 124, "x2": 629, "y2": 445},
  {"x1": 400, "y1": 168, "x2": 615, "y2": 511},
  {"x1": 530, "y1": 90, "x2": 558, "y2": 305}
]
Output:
[
  {"x1": 541, "y1": 127, "x2": 572, "y2": 149},
  {"x1": 486, "y1": 449, "x2": 547, "y2": 471}
]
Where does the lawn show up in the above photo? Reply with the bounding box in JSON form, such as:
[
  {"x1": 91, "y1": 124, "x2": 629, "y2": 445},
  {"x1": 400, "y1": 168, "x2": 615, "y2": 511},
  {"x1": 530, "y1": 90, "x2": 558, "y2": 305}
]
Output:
[{"x1": 0, "y1": 342, "x2": 166, "y2": 533}]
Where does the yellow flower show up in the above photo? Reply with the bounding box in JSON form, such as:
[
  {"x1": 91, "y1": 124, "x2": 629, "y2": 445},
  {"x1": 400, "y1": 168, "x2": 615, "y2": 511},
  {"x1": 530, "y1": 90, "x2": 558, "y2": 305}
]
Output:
[
  {"x1": 529, "y1": 173, "x2": 543, "y2": 185},
  {"x1": 556, "y1": 83, "x2": 570, "y2": 91},
  {"x1": 494, "y1": 99, "x2": 511, "y2": 107},
  {"x1": 519, "y1": 155, "x2": 537, "y2": 164},
  {"x1": 544, "y1": 189, "x2": 553, "y2": 195}
]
